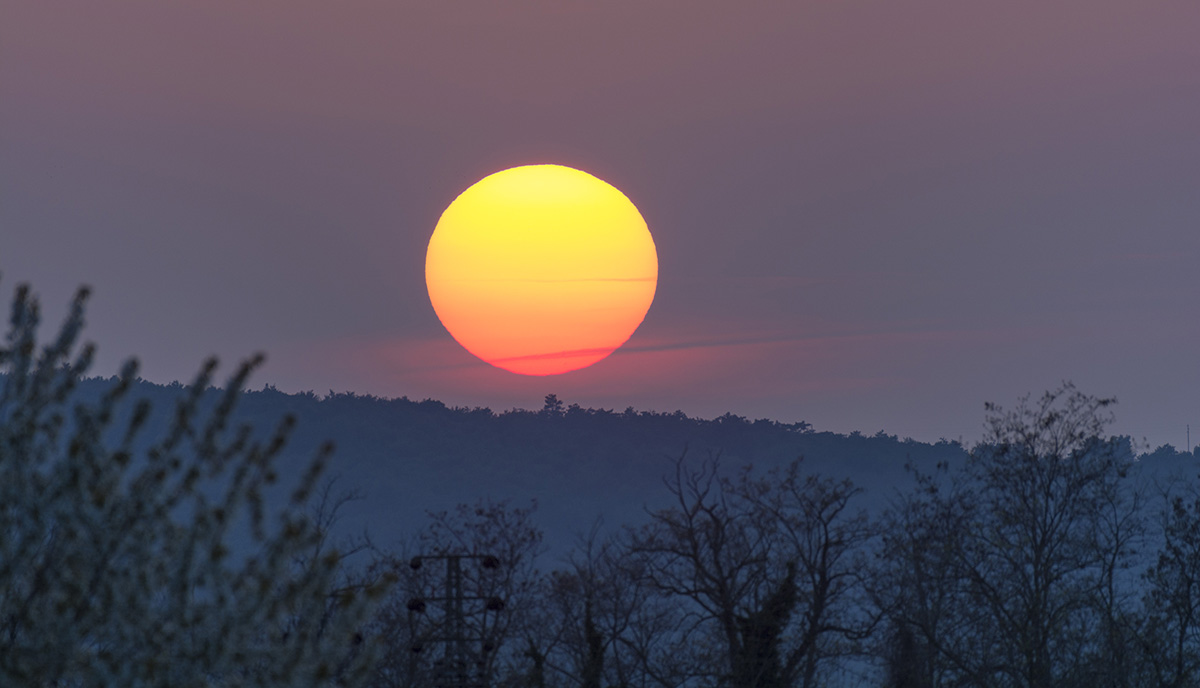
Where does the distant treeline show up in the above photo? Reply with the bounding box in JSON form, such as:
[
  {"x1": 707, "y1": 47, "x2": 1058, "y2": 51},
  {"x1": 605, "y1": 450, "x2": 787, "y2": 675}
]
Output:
[
  {"x1": 60, "y1": 373, "x2": 1197, "y2": 476},
  {"x1": 39, "y1": 374, "x2": 1198, "y2": 549},
  {"x1": 59, "y1": 375, "x2": 973, "y2": 534}
]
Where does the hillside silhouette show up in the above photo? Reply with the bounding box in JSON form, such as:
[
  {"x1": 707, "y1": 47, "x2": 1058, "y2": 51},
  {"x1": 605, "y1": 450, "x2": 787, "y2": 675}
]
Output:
[
  {"x1": 59, "y1": 376, "x2": 970, "y2": 549},
  {"x1": 54, "y1": 374, "x2": 1196, "y2": 553}
]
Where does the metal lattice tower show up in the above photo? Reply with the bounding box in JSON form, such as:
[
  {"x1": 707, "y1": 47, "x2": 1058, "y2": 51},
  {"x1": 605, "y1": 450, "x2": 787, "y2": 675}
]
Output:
[{"x1": 406, "y1": 554, "x2": 504, "y2": 688}]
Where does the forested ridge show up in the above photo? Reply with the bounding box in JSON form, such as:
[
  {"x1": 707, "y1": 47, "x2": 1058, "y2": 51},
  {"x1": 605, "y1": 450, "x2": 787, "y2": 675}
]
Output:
[
  {"x1": 59, "y1": 375, "x2": 1196, "y2": 547},
  {"x1": 58, "y1": 376, "x2": 976, "y2": 548}
]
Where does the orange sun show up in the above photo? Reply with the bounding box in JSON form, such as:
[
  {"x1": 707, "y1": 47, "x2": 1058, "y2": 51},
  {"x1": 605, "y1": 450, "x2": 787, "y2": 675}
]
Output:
[{"x1": 425, "y1": 164, "x2": 658, "y2": 376}]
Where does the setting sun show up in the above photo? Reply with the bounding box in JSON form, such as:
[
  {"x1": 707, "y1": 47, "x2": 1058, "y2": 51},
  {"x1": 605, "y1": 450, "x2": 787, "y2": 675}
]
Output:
[{"x1": 425, "y1": 164, "x2": 658, "y2": 376}]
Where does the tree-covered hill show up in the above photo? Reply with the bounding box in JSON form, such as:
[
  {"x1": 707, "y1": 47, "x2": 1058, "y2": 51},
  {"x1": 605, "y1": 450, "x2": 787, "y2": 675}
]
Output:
[
  {"x1": 52, "y1": 374, "x2": 1196, "y2": 553},
  {"x1": 59, "y1": 376, "x2": 958, "y2": 549}
]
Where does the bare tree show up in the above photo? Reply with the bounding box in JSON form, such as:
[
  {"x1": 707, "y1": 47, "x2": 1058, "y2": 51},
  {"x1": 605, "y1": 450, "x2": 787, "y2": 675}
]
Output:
[
  {"x1": 1138, "y1": 483, "x2": 1200, "y2": 688},
  {"x1": 629, "y1": 456, "x2": 872, "y2": 688},
  {"x1": 872, "y1": 462, "x2": 975, "y2": 688},
  {"x1": 1084, "y1": 455, "x2": 1146, "y2": 688},
  {"x1": 536, "y1": 526, "x2": 696, "y2": 688},
  {"x1": 873, "y1": 384, "x2": 1140, "y2": 688}
]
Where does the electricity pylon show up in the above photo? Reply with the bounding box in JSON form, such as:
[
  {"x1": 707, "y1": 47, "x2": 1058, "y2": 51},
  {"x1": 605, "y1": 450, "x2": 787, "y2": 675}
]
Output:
[{"x1": 406, "y1": 554, "x2": 505, "y2": 688}]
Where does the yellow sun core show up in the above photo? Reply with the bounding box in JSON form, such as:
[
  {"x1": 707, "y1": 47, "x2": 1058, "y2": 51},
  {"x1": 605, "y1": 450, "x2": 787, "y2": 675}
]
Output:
[{"x1": 425, "y1": 164, "x2": 658, "y2": 376}]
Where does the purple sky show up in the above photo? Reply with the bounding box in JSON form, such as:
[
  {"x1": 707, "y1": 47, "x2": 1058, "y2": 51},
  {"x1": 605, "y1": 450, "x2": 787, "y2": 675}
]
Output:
[{"x1": 3, "y1": 2, "x2": 1198, "y2": 448}]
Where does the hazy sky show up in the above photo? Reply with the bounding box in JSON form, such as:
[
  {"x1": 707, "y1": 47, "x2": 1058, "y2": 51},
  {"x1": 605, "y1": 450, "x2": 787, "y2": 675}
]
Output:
[{"x1": 3, "y1": 2, "x2": 1198, "y2": 448}]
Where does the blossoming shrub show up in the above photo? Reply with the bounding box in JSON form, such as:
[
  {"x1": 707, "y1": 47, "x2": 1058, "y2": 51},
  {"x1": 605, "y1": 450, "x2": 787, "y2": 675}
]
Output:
[{"x1": 0, "y1": 283, "x2": 387, "y2": 687}]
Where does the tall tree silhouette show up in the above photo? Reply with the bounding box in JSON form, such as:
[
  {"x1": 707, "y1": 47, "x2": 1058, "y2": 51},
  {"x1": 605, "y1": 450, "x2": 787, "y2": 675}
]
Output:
[
  {"x1": 631, "y1": 456, "x2": 870, "y2": 688},
  {"x1": 1139, "y1": 485, "x2": 1200, "y2": 687},
  {"x1": 874, "y1": 384, "x2": 1140, "y2": 688},
  {"x1": 581, "y1": 599, "x2": 605, "y2": 688}
]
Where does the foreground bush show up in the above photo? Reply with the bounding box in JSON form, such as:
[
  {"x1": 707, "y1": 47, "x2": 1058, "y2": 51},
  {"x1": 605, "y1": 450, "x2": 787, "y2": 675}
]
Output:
[{"x1": 0, "y1": 283, "x2": 387, "y2": 687}]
